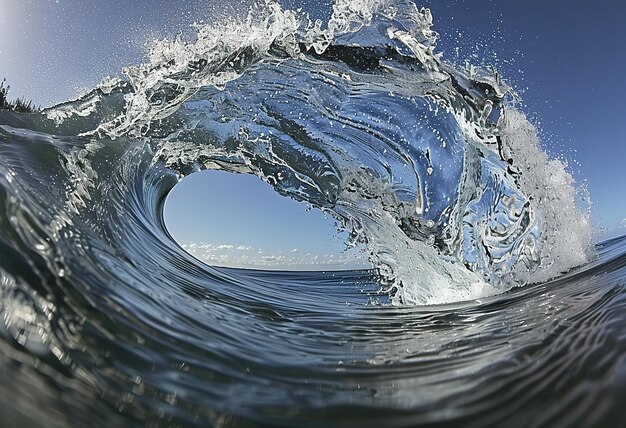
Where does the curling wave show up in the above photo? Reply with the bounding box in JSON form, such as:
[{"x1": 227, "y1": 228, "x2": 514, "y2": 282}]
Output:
[{"x1": 45, "y1": 0, "x2": 591, "y2": 304}]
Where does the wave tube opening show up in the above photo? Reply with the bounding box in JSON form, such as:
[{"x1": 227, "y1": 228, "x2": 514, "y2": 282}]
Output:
[{"x1": 163, "y1": 169, "x2": 372, "y2": 271}]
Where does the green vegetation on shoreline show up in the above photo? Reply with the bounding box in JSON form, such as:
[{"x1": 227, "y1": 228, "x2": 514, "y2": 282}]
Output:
[{"x1": 0, "y1": 78, "x2": 38, "y2": 113}]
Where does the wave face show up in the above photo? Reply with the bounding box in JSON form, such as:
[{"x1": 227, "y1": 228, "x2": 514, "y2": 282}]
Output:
[{"x1": 1, "y1": 1, "x2": 625, "y2": 426}]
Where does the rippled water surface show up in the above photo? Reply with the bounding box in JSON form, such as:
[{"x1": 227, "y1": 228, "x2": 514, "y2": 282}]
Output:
[{"x1": 1, "y1": 0, "x2": 624, "y2": 426}]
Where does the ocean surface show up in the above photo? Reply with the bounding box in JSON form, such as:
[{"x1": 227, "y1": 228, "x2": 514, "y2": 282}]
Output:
[{"x1": 1, "y1": 0, "x2": 625, "y2": 426}]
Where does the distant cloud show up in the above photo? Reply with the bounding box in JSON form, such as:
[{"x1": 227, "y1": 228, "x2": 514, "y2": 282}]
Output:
[{"x1": 180, "y1": 240, "x2": 370, "y2": 270}]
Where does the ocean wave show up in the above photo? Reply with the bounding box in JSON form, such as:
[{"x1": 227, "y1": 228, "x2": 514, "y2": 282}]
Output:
[
  {"x1": 38, "y1": 0, "x2": 592, "y2": 304},
  {"x1": 0, "y1": 1, "x2": 622, "y2": 427}
]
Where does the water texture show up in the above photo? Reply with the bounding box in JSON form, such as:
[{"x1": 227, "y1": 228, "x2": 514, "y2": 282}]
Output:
[{"x1": 1, "y1": 1, "x2": 624, "y2": 426}]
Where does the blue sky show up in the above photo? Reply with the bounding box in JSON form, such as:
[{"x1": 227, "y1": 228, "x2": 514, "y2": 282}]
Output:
[
  {"x1": 1, "y1": 0, "x2": 624, "y2": 267},
  {"x1": 164, "y1": 170, "x2": 369, "y2": 269}
]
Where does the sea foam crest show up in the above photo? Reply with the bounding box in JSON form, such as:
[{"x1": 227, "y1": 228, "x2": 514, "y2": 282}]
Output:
[{"x1": 91, "y1": 0, "x2": 440, "y2": 138}]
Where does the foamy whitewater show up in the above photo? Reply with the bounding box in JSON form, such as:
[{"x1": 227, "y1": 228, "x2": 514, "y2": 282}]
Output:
[{"x1": 1, "y1": 1, "x2": 625, "y2": 427}]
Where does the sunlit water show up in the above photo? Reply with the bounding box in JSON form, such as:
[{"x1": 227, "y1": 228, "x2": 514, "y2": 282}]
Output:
[{"x1": 1, "y1": 1, "x2": 624, "y2": 426}]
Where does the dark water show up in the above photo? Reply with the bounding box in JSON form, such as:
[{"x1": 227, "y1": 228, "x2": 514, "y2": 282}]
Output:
[{"x1": 1, "y1": 1, "x2": 625, "y2": 426}]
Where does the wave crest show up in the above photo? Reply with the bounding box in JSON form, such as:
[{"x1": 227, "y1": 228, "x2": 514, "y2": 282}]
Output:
[{"x1": 35, "y1": 0, "x2": 594, "y2": 304}]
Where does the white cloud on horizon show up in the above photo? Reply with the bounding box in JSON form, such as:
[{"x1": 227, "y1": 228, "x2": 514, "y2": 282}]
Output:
[{"x1": 180, "y1": 240, "x2": 370, "y2": 270}]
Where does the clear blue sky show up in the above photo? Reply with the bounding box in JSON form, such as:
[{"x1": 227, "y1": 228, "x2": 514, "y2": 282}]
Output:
[
  {"x1": 1, "y1": 0, "x2": 624, "y2": 267},
  {"x1": 164, "y1": 170, "x2": 369, "y2": 269}
]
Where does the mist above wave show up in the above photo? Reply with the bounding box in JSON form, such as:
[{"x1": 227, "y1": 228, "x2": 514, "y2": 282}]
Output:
[{"x1": 43, "y1": 0, "x2": 593, "y2": 304}]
